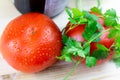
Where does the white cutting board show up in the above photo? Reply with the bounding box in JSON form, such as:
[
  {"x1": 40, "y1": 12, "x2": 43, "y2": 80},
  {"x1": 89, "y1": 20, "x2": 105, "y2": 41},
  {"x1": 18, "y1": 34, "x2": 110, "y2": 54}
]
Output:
[{"x1": 1, "y1": 0, "x2": 120, "y2": 80}]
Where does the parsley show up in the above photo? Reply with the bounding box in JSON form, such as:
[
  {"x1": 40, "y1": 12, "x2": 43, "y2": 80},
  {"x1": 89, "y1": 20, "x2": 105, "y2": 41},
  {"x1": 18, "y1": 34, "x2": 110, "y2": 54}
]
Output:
[
  {"x1": 108, "y1": 24, "x2": 120, "y2": 49},
  {"x1": 58, "y1": 34, "x2": 99, "y2": 67},
  {"x1": 58, "y1": 34, "x2": 86, "y2": 62},
  {"x1": 104, "y1": 9, "x2": 117, "y2": 17},
  {"x1": 86, "y1": 56, "x2": 97, "y2": 67},
  {"x1": 92, "y1": 44, "x2": 109, "y2": 60},
  {"x1": 82, "y1": 18, "x2": 98, "y2": 40},
  {"x1": 82, "y1": 11, "x2": 103, "y2": 41},
  {"x1": 90, "y1": 7, "x2": 102, "y2": 15},
  {"x1": 96, "y1": 44, "x2": 109, "y2": 51},
  {"x1": 60, "y1": 5, "x2": 120, "y2": 80},
  {"x1": 104, "y1": 9, "x2": 118, "y2": 26},
  {"x1": 92, "y1": 50, "x2": 108, "y2": 60},
  {"x1": 113, "y1": 58, "x2": 120, "y2": 67},
  {"x1": 113, "y1": 47, "x2": 120, "y2": 67},
  {"x1": 72, "y1": 8, "x2": 83, "y2": 18},
  {"x1": 66, "y1": 8, "x2": 87, "y2": 24}
]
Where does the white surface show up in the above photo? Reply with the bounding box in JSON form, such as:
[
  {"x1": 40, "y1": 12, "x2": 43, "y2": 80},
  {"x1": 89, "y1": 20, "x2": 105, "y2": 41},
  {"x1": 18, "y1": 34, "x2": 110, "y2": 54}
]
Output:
[{"x1": 1, "y1": 0, "x2": 120, "y2": 80}]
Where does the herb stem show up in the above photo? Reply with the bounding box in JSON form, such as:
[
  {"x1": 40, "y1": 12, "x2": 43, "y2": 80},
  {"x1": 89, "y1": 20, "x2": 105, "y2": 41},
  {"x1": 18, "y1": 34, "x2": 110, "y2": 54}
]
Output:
[
  {"x1": 84, "y1": 29, "x2": 110, "y2": 48},
  {"x1": 97, "y1": 0, "x2": 101, "y2": 8},
  {"x1": 63, "y1": 61, "x2": 80, "y2": 80},
  {"x1": 76, "y1": 0, "x2": 82, "y2": 9}
]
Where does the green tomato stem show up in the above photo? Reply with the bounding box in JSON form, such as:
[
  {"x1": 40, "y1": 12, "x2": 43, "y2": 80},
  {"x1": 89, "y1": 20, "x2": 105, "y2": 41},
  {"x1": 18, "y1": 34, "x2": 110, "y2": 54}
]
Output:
[{"x1": 63, "y1": 61, "x2": 80, "y2": 80}]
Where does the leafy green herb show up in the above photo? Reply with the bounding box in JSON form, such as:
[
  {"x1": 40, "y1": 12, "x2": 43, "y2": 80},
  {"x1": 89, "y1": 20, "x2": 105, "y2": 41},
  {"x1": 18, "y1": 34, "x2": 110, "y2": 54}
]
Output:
[
  {"x1": 108, "y1": 28, "x2": 118, "y2": 38},
  {"x1": 108, "y1": 24, "x2": 120, "y2": 49},
  {"x1": 86, "y1": 56, "x2": 97, "y2": 67},
  {"x1": 92, "y1": 50, "x2": 108, "y2": 60},
  {"x1": 90, "y1": 7, "x2": 102, "y2": 15},
  {"x1": 58, "y1": 34, "x2": 86, "y2": 62},
  {"x1": 60, "y1": 6, "x2": 120, "y2": 80},
  {"x1": 104, "y1": 9, "x2": 117, "y2": 17},
  {"x1": 104, "y1": 9, "x2": 118, "y2": 26},
  {"x1": 59, "y1": 34, "x2": 99, "y2": 67},
  {"x1": 113, "y1": 58, "x2": 120, "y2": 67},
  {"x1": 82, "y1": 19, "x2": 97, "y2": 40},
  {"x1": 113, "y1": 47, "x2": 120, "y2": 67},
  {"x1": 66, "y1": 8, "x2": 72, "y2": 18},
  {"x1": 113, "y1": 47, "x2": 120, "y2": 59},
  {"x1": 96, "y1": 22, "x2": 103, "y2": 31},
  {"x1": 104, "y1": 16, "x2": 117, "y2": 26},
  {"x1": 96, "y1": 44, "x2": 109, "y2": 51},
  {"x1": 72, "y1": 8, "x2": 83, "y2": 18},
  {"x1": 66, "y1": 8, "x2": 88, "y2": 24},
  {"x1": 92, "y1": 44, "x2": 109, "y2": 60},
  {"x1": 83, "y1": 43, "x2": 90, "y2": 56},
  {"x1": 82, "y1": 11, "x2": 103, "y2": 41}
]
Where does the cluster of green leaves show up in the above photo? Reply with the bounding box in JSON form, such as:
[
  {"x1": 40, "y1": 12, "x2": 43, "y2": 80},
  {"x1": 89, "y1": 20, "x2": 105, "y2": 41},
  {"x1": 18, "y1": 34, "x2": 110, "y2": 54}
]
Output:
[
  {"x1": 59, "y1": 7, "x2": 120, "y2": 67},
  {"x1": 58, "y1": 34, "x2": 109, "y2": 67},
  {"x1": 103, "y1": 8, "x2": 120, "y2": 67},
  {"x1": 91, "y1": 7, "x2": 120, "y2": 67},
  {"x1": 66, "y1": 8, "x2": 87, "y2": 24},
  {"x1": 92, "y1": 44, "x2": 109, "y2": 60},
  {"x1": 66, "y1": 8, "x2": 103, "y2": 41},
  {"x1": 82, "y1": 11, "x2": 102, "y2": 41},
  {"x1": 58, "y1": 34, "x2": 96, "y2": 67},
  {"x1": 113, "y1": 47, "x2": 120, "y2": 67}
]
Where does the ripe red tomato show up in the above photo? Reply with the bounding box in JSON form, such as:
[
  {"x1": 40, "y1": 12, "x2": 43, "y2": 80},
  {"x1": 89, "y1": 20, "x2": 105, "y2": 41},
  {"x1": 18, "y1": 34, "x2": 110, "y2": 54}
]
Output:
[
  {"x1": 64, "y1": 13, "x2": 114, "y2": 65},
  {"x1": 0, "y1": 13, "x2": 62, "y2": 73}
]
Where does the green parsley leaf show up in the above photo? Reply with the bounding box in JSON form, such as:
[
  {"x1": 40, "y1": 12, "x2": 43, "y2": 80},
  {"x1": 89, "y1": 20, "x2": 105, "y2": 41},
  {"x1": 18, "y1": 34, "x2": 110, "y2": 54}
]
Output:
[
  {"x1": 113, "y1": 47, "x2": 120, "y2": 67},
  {"x1": 66, "y1": 8, "x2": 72, "y2": 18},
  {"x1": 113, "y1": 58, "x2": 120, "y2": 67},
  {"x1": 68, "y1": 18, "x2": 77, "y2": 24},
  {"x1": 72, "y1": 9, "x2": 87, "y2": 24},
  {"x1": 66, "y1": 8, "x2": 78, "y2": 24},
  {"x1": 115, "y1": 39, "x2": 120, "y2": 49},
  {"x1": 113, "y1": 47, "x2": 120, "y2": 59},
  {"x1": 64, "y1": 54, "x2": 73, "y2": 62},
  {"x1": 96, "y1": 22, "x2": 103, "y2": 31},
  {"x1": 96, "y1": 44, "x2": 109, "y2": 51},
  {"x1": 104, "y1": 9, "x2": 117, "y2": 17},
  {"x1": 82, "y1": 11, "x2": 101, "y2": 41},
  {"x1": 90, "y1": 7, "x2": 102, "y2": 15},
  {"x1": 92, "y1": 44, "x2": 109, "y2": 60},
  {"x1": 82, "y1": 20, "x2": 97, "y2": 40},
  {"x1": 84, "y1": 11, "x2": 98, "y2": 21},
  {"x1": 62, "y1": 34, "x2": 76, "y2": 47},
  {"x1": 92, "y1": 50, "x2": 108, "y2": 60},
  {"x1": 108, "y1": 28, "x2": 118, "y2": 38},
  {"x1": 59, "y1": 34, "x2": 86, "y2": 62},
  {"x1": 104, "y1": 9, "x2": 118, "y2": 26},
  {"x1": 72, "y1": 8, "x2": 83, "y2": 18},
  {"x1": 62, "y1": 34, "x2": 82, "y2": 49},
  {"x1": 86, "y1": 56, "x2": 97, "y2": 67},
  {"x1": 76, "y1": 49, "x2": 86, "y2": 58},
  {"x1": 83, "y1": 43, "x2": 90, "y2": 56},
  {"x1": 62, "y1": 34, "x2": 69, "y2": 44},
  {"x1": 104, "y1": 16, "x2": 117, "y2": 26}
]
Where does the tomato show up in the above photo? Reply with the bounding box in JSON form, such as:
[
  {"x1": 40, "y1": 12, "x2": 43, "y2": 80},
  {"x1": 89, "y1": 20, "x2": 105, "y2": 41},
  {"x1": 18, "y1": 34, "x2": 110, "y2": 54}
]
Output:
[
  {"x1": 64, "y1": 13, "x2": 114, "y2": 65},
  {"x1": 0, "y1": 13, "x2": 62, "y2": 73}
]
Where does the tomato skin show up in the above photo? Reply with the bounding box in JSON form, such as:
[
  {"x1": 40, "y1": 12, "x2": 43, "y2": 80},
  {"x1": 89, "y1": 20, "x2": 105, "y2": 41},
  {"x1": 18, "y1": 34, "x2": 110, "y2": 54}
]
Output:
[
  {"x1": 65, "y1": 14, "x2": 114, "y2": 65},
  {"x1": 66, "y1": 24, "x2": 85, "y2": 42},
  {"x1": 0, "y1": 13, "x2": 62, "y2": 73}
]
